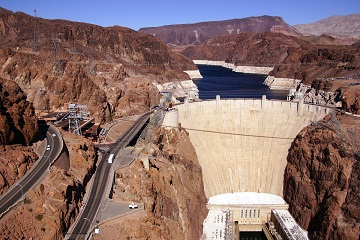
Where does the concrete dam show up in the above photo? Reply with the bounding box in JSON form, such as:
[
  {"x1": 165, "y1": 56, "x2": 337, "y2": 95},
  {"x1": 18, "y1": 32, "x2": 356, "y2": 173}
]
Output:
[{"x1": 170, "y1": 96, "x2": 331, "y2": 198}]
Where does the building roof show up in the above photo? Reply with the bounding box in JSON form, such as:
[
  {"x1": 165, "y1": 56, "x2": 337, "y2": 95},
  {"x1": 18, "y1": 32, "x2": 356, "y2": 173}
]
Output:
[
  {"x1": 208, "y1": 192, "x2": 287, "y2": 206},
  {"x1": 272, "y1": 209, "x2": 308, "y2": 240},
  {"x1": 202, "y1": 210, "x2": 229, "y2": 240}
]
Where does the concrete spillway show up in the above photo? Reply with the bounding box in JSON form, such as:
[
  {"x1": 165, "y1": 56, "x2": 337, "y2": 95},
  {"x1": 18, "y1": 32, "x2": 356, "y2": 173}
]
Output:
[{"x1": 175, "y1": 96, "x2": 331, "y2": 198}]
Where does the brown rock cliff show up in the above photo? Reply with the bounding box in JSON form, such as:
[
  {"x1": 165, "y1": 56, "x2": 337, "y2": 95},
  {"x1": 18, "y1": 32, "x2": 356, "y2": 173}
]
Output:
[
  {"x1": 284, "y1": 113, "x2": 360, "y2": 239},
  {"x1": 0, "y1": 77, "x2": 38, "y2": 145},
  {"x1": 109, "y1": 127, "x2": 208, "y2": 240}
]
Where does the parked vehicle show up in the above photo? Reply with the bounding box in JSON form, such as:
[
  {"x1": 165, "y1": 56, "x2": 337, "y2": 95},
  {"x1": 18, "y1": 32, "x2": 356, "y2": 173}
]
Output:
[{"x1": 129, "y1": 202, "x2": 138, "y2": 209}]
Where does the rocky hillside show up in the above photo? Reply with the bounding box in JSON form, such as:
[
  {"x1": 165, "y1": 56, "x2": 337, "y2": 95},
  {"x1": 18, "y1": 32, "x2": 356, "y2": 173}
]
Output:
[
  {"x1": 0, "y1": 130, "x2": 97, "y2": 239},
  {"x1": 294, "y1": 14, "x2": 360, "y2": 39},
  {"x1": 139, "y1": 16, "x2": 301, "y2": 48},
  {"x1": 98, "y1": 127, "x2": 208, "y2": 240},
  {"x1": 0, "y1": 7, "x2": 197, "y2": 121},
  {"x1": 0, "y1": 76, "x2": 40, "y2": 195},
  {"x1": 182, "y1": 32, "x2": 360, "y2": 85},
  {"x1": 284, "y1": 112, "x2": 360, "y2": 240}
]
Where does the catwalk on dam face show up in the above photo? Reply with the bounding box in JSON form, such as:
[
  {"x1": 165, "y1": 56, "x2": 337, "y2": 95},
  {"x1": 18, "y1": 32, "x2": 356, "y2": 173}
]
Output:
[{"x1": 175, "y1": 96, "x2": 331, "y2": 198}]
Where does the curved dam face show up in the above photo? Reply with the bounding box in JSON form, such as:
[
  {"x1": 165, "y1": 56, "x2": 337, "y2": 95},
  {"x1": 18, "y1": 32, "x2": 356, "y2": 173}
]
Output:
[{"x1": 175, "y1": 97, "x2": 331, "y2": 198}]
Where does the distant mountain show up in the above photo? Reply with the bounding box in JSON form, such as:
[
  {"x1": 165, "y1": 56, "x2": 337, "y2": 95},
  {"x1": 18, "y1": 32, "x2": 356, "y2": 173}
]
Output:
[
  {"x1": 294, "y1": 14, "x2": 360, "y2": 38},
  {"x1": 139, "y1": 16, "x2": 302, "y2": 47}
]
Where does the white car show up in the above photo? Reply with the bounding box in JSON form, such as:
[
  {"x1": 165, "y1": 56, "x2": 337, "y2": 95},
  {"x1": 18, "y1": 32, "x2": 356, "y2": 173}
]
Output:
[
  {"x1": 52, "y1": 133, "x2": 56, "y2": 137},
  {"x1": 46, "y1": 145, "x2": 51, "y2": 151},
  {"x1": 129, "y1": 203, "x2": 138, "y2": 209}
]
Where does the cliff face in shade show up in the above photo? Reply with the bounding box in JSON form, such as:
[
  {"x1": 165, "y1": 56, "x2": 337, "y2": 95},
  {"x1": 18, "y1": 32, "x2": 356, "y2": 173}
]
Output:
[
  {"x1": 0, "y1": 71, "x2": 40, "y2": 200},
  {"x1": 181, "y1": 32, "x2": 360, "y2": 85},
  {"x1": 284, "y1": 113, "x2": 360, "y2": 240},
  {"x1": 0, "y1": 7, "x2": 196, "y2": 121},
  {"x1": 110, "y1": 127, "x2": 208, "y2": 240},
  {"x1": 0, "y1": 77, "x2": 38, "y2": 145},
  {"x1": 139, "y1": 16, "x2": 301, "y2": 47}
]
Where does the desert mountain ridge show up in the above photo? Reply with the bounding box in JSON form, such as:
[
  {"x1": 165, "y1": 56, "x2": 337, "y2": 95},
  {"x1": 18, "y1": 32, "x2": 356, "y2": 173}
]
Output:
[
  {"x1": 139, "y1": 15, "x2": 302, "y2": 47},
  {"x1": 139, "y1": 14, "x2": 360, "y2": 48},
  {"x1": 294, "y1": 14, "x2": 360, "y2": 38}
]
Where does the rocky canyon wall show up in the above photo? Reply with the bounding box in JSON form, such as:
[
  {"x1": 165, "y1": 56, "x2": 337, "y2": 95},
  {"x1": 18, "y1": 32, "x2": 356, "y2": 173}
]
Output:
[
  {"x1": 284, "y1": 112, "x2": 360, "y2": 240},
  {"x1": 109, "y1": 127, "x2": 208, "y2": 240}
]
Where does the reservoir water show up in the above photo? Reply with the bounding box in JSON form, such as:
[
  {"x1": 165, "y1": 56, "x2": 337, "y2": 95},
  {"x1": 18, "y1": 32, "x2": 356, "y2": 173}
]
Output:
[{"x1": 194, "y1": 65, "x2": 289, "y2": 100}]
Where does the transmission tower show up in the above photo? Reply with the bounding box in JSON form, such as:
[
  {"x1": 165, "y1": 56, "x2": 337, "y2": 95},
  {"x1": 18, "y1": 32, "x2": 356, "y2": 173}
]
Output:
[{"x1": 67, "y1": 104, "x2": 89, "y2": 135}]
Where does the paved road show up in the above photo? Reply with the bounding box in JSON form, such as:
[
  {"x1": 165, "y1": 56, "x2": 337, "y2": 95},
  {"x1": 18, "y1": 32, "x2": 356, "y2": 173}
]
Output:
[
  {"x1": 0, "y1": 125, "x2": 62, "y2": 218},
  {"x1": 66, "y1": 112, "x2": 151, "y2": 240}
]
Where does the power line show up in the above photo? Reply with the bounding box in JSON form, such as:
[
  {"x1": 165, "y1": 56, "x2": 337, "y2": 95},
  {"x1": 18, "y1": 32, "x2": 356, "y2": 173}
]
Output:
[{"x1": 0, "y1": 111, "x2": 295, "y2": 142}]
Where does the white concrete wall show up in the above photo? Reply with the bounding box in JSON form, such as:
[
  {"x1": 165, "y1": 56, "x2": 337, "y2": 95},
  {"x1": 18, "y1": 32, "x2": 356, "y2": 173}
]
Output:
[
  {"x1": 193, "y1": 60, "x2": 273, "y2": 75},
  {"x1": 176, "y1": 98, "x2": 331, "y2": 198},
  {"x1": 184, "y1": 70, "x2": 203, "y2": 79},
  {"x1": 264, "y1": 76, "x2": 302, "y2": 90}
]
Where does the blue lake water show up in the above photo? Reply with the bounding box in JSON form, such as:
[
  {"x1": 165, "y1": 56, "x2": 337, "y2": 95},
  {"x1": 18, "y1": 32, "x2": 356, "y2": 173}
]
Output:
[{"x1": 194, "y1": 65, "x2": 289, "y2": 100}]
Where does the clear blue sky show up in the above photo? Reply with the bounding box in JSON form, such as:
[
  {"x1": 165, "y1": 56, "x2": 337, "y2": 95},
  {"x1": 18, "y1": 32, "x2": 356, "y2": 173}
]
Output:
[{"x1": 1, "y1": 0, "x2": 359, "y2": 30}]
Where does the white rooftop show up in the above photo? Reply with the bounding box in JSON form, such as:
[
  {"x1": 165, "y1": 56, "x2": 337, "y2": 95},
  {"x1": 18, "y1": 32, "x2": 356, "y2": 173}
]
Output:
[{"x1": 208, "y1": 192, "x2": 287, "y2": 206}]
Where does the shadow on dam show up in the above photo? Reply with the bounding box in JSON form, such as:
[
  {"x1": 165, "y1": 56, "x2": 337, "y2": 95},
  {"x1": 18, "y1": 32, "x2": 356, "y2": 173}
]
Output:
[{"x1": 174, "y1": 97, "x2": 331, "y2": 198}]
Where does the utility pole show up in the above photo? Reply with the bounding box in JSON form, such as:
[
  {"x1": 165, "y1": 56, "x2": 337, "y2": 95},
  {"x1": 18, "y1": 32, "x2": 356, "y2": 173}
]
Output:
[
  {"x1": 32, "y1": 9, "x2": 40, "y2": 51},
  {"x1": 51, "y1": 33, "x2": 59, "y2": 58}
]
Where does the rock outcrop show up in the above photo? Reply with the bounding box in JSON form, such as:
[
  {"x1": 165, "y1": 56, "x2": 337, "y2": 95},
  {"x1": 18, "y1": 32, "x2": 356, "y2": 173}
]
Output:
[
  {"x1": 0, "y1": 145, "x2": 38, "y2": 195},
  {"x1": 284, "y1": 112, "x2": 360, "y2": 240},
  {"x1": 109, "y1": 127, "x2": 208, "y2": 240},
  {"x1": 0, "y1": 7, "x2": 197, "y2": 121},
  {"x1": 0, "y1": 77, "x2": 38, "y2": 145}
]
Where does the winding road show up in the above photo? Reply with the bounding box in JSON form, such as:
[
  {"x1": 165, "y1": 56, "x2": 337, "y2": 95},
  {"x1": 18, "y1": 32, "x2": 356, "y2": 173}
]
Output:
[
  {"x1": 0, "y1": 125, "x2": 62, "y2": 218},
  {"x1": 66, "y1": 112, "x2": 151, "y2": 240}
]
